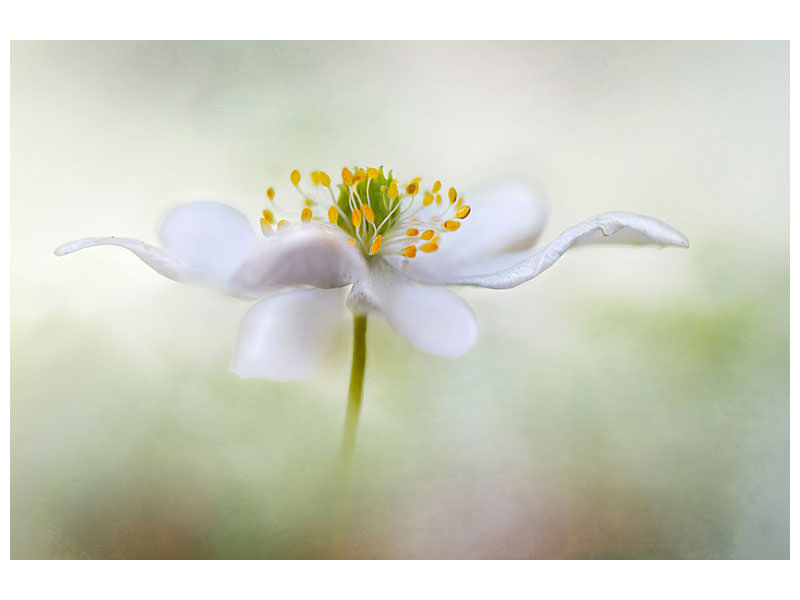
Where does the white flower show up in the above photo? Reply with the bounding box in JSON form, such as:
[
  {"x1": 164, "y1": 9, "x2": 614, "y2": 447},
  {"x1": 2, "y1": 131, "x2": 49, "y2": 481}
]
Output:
[{"x1": 55, "y1": 167, "x2": 688, "y2": 381}]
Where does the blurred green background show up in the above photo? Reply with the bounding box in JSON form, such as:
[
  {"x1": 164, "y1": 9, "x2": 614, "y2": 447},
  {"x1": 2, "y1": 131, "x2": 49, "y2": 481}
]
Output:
[{"x1": 10, "y1": 41, "x2": 788, "y2": 559}]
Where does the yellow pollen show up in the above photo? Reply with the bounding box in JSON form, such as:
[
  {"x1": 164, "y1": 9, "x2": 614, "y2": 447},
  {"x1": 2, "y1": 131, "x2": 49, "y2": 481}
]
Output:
[
  {"x1": 435, "y1": 193, "x2": 442, "y2": 205},
  {"x1": 448, "y1": 187, "x2": 457, "y2": 203},
  {"x1": 346, "y1": 237, "x2": 355, "y2": 246},
  {"x1": 423, "y1": 193, "x2": 434, "y2": 206},
  {"x1": 370, "y1": 234, "x2": 382, "y2": 255},
  {"x1": 342, "y1": 167, "x2": 354, "y2": 186},
  {"x1": 352, "y1": 208, "x2": 362, "y2": 227},
  {"x1": 361, "y1": 204, "x2": 375, "y2": 223},
  {"x1": 355, "y1": 168, "x2": 366, "y2": 182},
  {"x1": 277, "y1": 219, "x2": 289, "y2": 230},
  {"x1": 328, "y1": 206, "x2": 339, "y2": 224},
  {"x1": 259, "y1": 217, "x2": 271, "y2": 234},
  {"x1": 301, "y1": 207, "x2": 313, "y2": 222},
  {"x1": 291, "y1": 170, "x2": 301, "y2": 186},
  {"x1": 456, "y1": 205, "x2": 471, "y2": 219},
  {"x1": 443, "y1": 220, "x2": 461, "y2": 231},
  {"x1": 319, "y1": 171, "x2": 331, "y2": 187},
  {"x1": 406, "y1": 182, "x2": 419, "y2": 195},
  {"x1": 421, "y1": 229, "x2": 435, "y2": 241},
  {"x1": 266, "y1": 187, "x2": 275, "y2": 200},
  {"x1": 367, "y1": 167, "x2": 379, "y2": 179},
  {"x1": 310, "y1": 171, "x2": 320, "y2": 185},
  {"x1": 261, "y1": 209, "x2": 274, "y2": 224},
  {"x1": 388, "y1": 181, "x2": 399, "y2": 200},
  {"x1": 432, "y1": 180, "x2": 442, "y2": 193},
  {"x1": 304, "y1": 199, "x2": 315, "y2": 207},
  {"x1": 420, "y1": 241, "x2": 439, "y2": 253},
  {"x1": 401, "y1": 245, "x2": 417, "y2": 258},
  {"x1": 406, "y1": 228, "x2": 419, "y2": 236}
]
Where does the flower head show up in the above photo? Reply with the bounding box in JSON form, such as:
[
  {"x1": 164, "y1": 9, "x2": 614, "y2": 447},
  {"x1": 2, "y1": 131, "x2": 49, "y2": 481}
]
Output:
[{"x1": 55, "y1": 166, "x2": 688, "y2": 380}]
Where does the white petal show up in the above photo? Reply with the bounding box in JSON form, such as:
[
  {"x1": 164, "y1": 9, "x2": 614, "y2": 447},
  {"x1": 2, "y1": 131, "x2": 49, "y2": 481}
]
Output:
[
  {"x1": 227, "y1": 227, "x2": 368, "y2": 297},
  {"x1": 422, "y1": 211, "x2": 689, "y2": 289},
  {"x1": 54, "y1": 202, "x2": 261, "y2": 289},
  {"x1": 158, "y1": 202, "x2": 260, "y2": 287},
  {"x1": 54, "y1": 236, "x2": 193, "y2": 281},
  {"x1": 347, "y1": 260, "x2": 478, "y2": 357},
  {"x1": 392, "y1": 179, "x2": 549, "y2": 278},
  {"x1": 230, "y1": 288, "x2": 345, "y2": 381}
]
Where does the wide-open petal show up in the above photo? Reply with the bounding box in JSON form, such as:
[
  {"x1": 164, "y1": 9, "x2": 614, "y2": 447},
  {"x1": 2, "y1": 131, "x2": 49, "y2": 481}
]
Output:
[
  {"x1": 347, "y1": 259, "x2": 478, "y2": 357},
  {"x1": 230, "y1": 288, "x2": 345, "y2": 380},
  {"x1": 227, "y1": 227, "x2": 368, "y2": 297},
  {"x1": 55, "y1": 202, "x2": 260, "y2": 289},
  {"x1": 414, "y1": 211, "x2": 689, "y2": 289}
]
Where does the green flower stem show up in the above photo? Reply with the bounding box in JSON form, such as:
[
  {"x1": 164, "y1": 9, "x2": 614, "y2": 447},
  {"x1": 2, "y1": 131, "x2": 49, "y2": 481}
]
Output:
[{"x1": 340, "y1": 314, "x2": 367, "y2": 488}]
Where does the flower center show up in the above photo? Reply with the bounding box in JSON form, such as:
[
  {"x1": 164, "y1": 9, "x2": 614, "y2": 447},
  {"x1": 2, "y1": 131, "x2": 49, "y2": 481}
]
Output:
[{"x1": 259, "y1": 166, "x2": 471, "y2": 259}]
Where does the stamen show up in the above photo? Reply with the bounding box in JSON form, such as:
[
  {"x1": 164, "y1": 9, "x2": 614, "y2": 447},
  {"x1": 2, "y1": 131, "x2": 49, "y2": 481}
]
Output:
[
  {"x1": 456, "y1": 205, "x2": 471, "y2": 219},
  {"x1": 342, "y1": 167, "x2": 354, "y2": 186},
  {"x1": 367, "y1": 167, "x2": 379, "y2": 179},
  {"x1": 362, "y1": 204, "x2": 375, "y2": 223},
  {"x1": 406, "y1": 228, "x2": 419, "y2": 236},
  {"x1": 443, "y1": 220, "x2": 461, "y2": 231},
  {"x1": 420, "y1": 241, "x2": 439, "y2": 253},
  {"x1": 406, "y1": 182, "x2": 419, "y2": 195},
  {"x1": 401, "y1": 245, "x2": 417, "y2": 258},
  {"x1": 355, "y1": 168, "x2": 366, "y2": 182},
  {"x1": 262, "y1": 209, "x2": 275, "y2": 224},
  {"x1": 346, "y1": 237, "x2": 355, "y2": 246},
  {"x1": 277, "y1": 219, "x2": 289, "y2": 230},
  {"x1": 266, "y1": 187, "x2": 275, "y2": 200},
  {"x1": 352, "y1": 208, "x2": 362, "y2": 227},
  {"x1": 388, "y1": 181, "x2": 399, "y2": 200},
  {"x1": 421, "y1": 229, "x2": 435, "y2": 241},
  {"x1": 291, "y1": 170, "x2": 301, "y2": 186},
  {"x1": 432, "y1": 180, "x2": 442, "y2": 193},
  {"x1": 448, "y1": 187, "x2": 457, "y2": 203},
  {"x1": 328, "y1": 206, "x2": 339, "y2": 224},
  {"x1": 319, "y1": 171, "x2": 331, "y2": 187},
  {"x1": 435, "y1": 193, "x2": 442, "y2": 205},
  {"x1": 259, "y1": 217, "x2": 272, "y2": 235},
  {"x1": 301, "y1": 207, "x2": 313, "y2": 223},
  {"x1": 423, "y1": 193, "x2": 434, "y2": 206},
  {"x1": 370, "y1": 234, "x2": 382, "y2": 255},
  {"x1": 311, "y1": 171, "x2": 320, "y2": 185}
]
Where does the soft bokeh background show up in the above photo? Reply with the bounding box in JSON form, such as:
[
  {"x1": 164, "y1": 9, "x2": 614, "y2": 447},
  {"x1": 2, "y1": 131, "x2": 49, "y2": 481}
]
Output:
[{"x1": 11, "y1": 41, "x2": 788, "y2": 559}]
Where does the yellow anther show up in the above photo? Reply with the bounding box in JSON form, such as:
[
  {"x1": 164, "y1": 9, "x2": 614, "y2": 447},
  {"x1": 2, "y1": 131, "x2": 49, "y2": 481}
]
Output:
[
  {"x1": 457, "y1": 197, "x2": 464, "y2": 207},
  {"x1": 352, "y1": 208, "x2": 362, "y2": 227},
  {"x1": 420, "y1": 241, "x2": 439, "y2": 253},
  {"x1": 443, "y1": 220, "x2": 461, "y2": 231},
  {"x1": 406, "y1": 181, "x2": 419, "y2": 195},
  {"x1": 301, "y1": 207, "x2": 313, "y2": 222},
  {"x1": 456, "y1": 205, "x2": 471, "y2": 219},
  {"x1": 421, "y1": 229, "x2": 435, "y2": 241},
  {"x1": 401, "y1": 245, "x2": 417, "y2": 258},
  {"x1": 370, "y1": 234, "x2": 382, "y2": 255},
  {"x1": 266, "y1": 187, "x2": 275, "y2": 200},
  {"x1": 319, "y1": 171, "x2": 331, "y2": 187},
  {"x1": 261, "y1": 209, "x2": 274, "y2": 224},
  {"x1": 448, "y1": 187, "x2": 457, "y2": 203},
  {"x1": 388, "y1": 181, "x2": 399, "y2": 200},
  {"x1": 355, "y1": 168, "x2": 366, "y2": 182},
  {"x1": 311, "y1": 171, "x2": 320, "y2": 185},
  {"x1": 277, "y1": 219, "x2": 289, "y2": 230},
  {"x1": 361, "y1": 204, "x2": 375, "y2": 223},
  {"x1": 423, "y1": 193, "x2": 434, "y2": 206},
  {"x1": 406, "y1": 228, "x2": 419, "y2": 237},
  {"x1": 346, "y1": 237, "x2": 355, "y2": 246},
  {"x1": 291, "y1": 170, "x2": 301, "y2": 186},
  {"x1": 304, "y1": 199, "x2": 315, "y2": 207},
  {"x1": 259, "y1": 217, "x2": 272, "y2": 234},
  {"x1": 342, "y1": 167, "x2": 354, "y2": 186},
  {"x1": 367, "y1": 167, "x2": 379, "y2": 179},
  {"x1": 328, "y1": 205, "x2": 339, "y2": 224},
  {"x1": 435, "y1": 193, "x2": 442, "y2": 205},
  {"x1": 432, "y1": 180, "x2": 441, "y2": 193}
]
